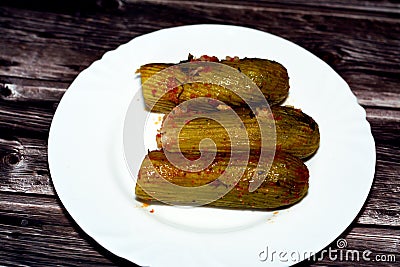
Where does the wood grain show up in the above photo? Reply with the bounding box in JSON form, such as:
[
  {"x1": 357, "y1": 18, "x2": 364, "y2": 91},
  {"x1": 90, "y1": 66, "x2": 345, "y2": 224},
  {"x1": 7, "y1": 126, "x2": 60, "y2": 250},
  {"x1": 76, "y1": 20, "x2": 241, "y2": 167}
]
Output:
[
  {"x1": 0, "y1": 137, "x2": 53, "y2": 195},
  {"x1": 0, "y1": 0, "x2": 399, "y2": 266},
  {"x1": 0, "y1": 192, "x2": 138, "y2": 266}
]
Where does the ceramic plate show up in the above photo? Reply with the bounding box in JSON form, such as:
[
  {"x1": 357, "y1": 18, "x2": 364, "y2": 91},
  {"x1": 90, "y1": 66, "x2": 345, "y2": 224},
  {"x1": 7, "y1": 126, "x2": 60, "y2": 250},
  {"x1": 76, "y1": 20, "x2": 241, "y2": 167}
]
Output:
[{"x1": 48, "y1": 24, "x2": 375, "y2": 266}]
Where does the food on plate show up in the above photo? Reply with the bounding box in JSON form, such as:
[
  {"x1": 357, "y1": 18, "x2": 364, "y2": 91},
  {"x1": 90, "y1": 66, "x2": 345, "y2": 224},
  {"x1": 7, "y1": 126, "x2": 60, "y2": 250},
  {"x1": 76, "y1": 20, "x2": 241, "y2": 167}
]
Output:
[
  {"x1": 135, "y1": 55, "x2": 319, "y2": 210},
  {"x1": 158, "y1": 106, "x2": 320, "y2": 159},
  {"x1": 220, "y1": 57, "x2": 288, "y2": 104},
  {"x1": 135, "y1": 150, "x2": 309, "y2": 209},
  {"x1": 137, "y1": 55, "x2": 289, "y2": 113}
]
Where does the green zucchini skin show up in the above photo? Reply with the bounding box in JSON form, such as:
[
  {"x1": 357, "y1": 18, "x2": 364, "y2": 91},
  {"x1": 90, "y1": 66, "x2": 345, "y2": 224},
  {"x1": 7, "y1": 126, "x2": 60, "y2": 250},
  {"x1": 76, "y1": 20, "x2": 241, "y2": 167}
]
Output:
[
  {"x1": 158, "y1": 106, "x2": 320, "y2": 159},
  {"x1": 137, "y1": 58, "x2": 289, "y2": 113},
  {"x1": 220, "y1": 58, "x2": 289, "y2": 106},
  {"x1": 135, "y1": 150, "x2": 309, "y2": 209}
]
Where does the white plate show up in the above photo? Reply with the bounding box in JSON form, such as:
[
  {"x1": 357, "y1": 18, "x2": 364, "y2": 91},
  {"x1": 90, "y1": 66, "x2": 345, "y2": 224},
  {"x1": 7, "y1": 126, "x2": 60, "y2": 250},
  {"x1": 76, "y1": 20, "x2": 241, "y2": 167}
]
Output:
[{"x1": 48, "y1": 25, "x2": 375, "y2": 266}]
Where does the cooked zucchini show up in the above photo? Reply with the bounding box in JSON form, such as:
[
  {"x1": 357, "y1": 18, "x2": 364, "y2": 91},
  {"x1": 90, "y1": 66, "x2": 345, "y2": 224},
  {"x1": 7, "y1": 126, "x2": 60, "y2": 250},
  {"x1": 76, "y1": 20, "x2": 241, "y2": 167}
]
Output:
[
  {"x1": 220, "y1": 58, "x2": 289, "y2": 106},
  {"x1": 158, "y1": 106, "x2": 320, "y2": 159},
  {"x1": 135, "y1": 150, "x2": 309, "y2": 209},
  {"x1": 137, "y1": 57, "x2": 289, "y2": 113}
]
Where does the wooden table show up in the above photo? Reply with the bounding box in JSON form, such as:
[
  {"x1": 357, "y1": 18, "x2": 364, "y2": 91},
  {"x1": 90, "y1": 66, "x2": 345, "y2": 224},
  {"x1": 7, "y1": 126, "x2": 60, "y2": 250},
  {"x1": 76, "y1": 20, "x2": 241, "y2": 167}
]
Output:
[{"x1": 0, "y1": 1, "x2": 399, "y2": 266}]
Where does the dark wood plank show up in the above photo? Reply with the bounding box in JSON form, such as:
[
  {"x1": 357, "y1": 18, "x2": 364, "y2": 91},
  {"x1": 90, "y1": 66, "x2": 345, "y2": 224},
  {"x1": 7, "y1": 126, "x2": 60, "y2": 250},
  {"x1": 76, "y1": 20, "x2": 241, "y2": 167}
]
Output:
[
  {"x1": 0, "y1": 6, "x2": 142, "y2": 81},
  {"x1": 0, "y1": 192, "x2": 138, "y2": 266},
  {"x1": 0, "y1": 82, "x2": 67, "y2": 103},
  {"x1": 0, "y1": 193, "x2": 68, "y2": 226},
  {"x1": 0, "y1": 101, "x2": 55, "y2": 138},
  {"x1": 130, "y1": 0, "x2": 400, "y2": 14},
  {"x1": 0, "y1": 137, "x2": 53, "y2": 195},
  {"x1": 2, "y1": 0, "x2": 400, "y2": 15},
  {"x1": 0, "y1": 0, "x2": 125, "y2": 14},
  {"x1": 358, "y1": 107, "x2": 400, "y2": 226}
]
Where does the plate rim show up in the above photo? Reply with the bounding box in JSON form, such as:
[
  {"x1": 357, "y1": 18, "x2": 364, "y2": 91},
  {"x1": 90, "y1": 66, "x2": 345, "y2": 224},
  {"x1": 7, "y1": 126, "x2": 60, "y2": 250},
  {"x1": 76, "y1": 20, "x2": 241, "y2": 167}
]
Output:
[{"x1": 48, "y1": 23, "x2": 376, "y2": 266}]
